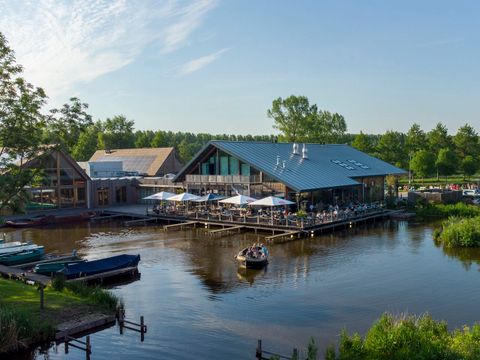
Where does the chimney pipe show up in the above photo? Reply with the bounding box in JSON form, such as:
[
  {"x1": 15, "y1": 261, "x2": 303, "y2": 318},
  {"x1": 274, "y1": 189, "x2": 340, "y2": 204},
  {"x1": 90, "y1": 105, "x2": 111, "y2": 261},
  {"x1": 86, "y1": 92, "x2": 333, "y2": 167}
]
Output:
[
  {"x1": 282, "y1": 160, "x2": 286, "y2": 169},
  {"x1": 302, "y1": 144, "x2": 308, "y2": 159},
  {"x1": 292, "y1": 143, "x2": 299, "y2": 155}
]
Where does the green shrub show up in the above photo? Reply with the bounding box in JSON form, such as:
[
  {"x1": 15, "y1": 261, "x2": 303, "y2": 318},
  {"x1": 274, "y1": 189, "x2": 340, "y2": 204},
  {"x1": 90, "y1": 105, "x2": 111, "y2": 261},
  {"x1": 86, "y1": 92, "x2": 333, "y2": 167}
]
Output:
[
  {"x1": 63, "y1": 282, "x2": 120, "y2": 312},
  {"x1": 416, "y1": 203, "x2": 480, "y2": 219},
  {"x1": 435, "y1": 216, "x2": 480, "y2": 247},
  {"x1": 326, "y1": 313, "x2": 480, "y2": 360}
]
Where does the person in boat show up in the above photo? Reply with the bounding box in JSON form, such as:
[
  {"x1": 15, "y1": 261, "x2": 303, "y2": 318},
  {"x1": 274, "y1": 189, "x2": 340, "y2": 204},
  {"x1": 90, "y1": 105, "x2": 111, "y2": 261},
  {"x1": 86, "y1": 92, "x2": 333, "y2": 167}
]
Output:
[{"x1": 261, "y1": 243, "x2": 269, "y2": 257}]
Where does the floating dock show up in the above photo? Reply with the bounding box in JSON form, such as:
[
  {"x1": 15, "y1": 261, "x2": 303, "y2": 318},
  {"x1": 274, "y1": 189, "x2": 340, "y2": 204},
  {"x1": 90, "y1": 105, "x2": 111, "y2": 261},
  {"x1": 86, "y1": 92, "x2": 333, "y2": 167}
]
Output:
[{"x1": 0, "y1": 264, "x2": 51, "y2": 286}]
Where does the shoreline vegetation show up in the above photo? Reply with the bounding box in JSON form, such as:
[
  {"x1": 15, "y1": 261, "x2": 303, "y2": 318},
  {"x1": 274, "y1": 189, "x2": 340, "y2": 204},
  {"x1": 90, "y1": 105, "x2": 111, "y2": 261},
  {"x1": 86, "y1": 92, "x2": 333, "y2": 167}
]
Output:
[
  {"x1": 414, "y1": 203, "x2": 480, "y2": 220},
  {"x1": 433, "y1": 216, "x2": 480, "y2": 248},
  {"x1": 0, "y1": 277, "x2": 120, "y2": 354},
  {"x1": 276, "y1": 313, "x2": 480, "y2": 360}
]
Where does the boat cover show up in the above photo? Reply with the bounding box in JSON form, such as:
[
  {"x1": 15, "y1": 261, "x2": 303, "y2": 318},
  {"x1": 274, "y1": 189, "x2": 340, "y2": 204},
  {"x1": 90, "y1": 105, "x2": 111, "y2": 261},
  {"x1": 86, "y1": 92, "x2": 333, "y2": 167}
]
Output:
[{"x1": 59, "y1": 254, "x2": 141, "y2": 279}]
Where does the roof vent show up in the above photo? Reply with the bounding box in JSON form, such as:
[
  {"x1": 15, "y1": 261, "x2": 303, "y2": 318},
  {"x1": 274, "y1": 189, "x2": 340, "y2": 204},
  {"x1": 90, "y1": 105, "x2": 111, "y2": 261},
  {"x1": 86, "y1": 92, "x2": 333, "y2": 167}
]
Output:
[
  {"x1": 302, "y1": 144, "x2": 308, "y2": 159},
  {"x1": 282, "y1": 160, "x2": 286, "y2": 169},
  {"x1": 276, "y1": 155, "x2": 280, "y2": 166},
  {"x1": 292, "y1": 143, "x2": 300, "y2": 155},
  {"x1": 105, "y1": 149, "x2": 112, "y2": 154}
]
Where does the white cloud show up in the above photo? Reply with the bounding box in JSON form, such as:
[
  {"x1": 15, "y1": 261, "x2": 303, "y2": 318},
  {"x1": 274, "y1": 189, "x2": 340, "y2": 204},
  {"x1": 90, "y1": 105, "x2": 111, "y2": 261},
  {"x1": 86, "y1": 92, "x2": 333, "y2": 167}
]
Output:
[
  {"x1": 179, "y1": 48, "x2": 229, "y2": 75},
  {"x1": 0, "y1": 0, "x2": 218, "y2": 97}
]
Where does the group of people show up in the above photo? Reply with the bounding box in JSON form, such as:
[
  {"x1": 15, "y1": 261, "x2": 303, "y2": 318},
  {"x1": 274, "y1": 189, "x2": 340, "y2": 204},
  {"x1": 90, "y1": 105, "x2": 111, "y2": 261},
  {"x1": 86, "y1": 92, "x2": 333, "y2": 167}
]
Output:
[{"x1": 246, "y1": 243, "x2": 269, "y2": 259}]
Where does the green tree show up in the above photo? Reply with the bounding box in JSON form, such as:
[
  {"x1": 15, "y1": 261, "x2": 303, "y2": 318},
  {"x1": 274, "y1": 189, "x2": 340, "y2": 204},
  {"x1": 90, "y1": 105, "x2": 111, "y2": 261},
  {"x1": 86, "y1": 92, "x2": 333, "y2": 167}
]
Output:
[
  {"x1": 0, "y1": 32, "x2": 48, "y2": 211},
  {"x1": 436, "y1": 148, "x2": 457, "y2": 181},
  {"x1": 267, "y1": 95, "x2": 317, "y2": 142},
  {"x1": 308, "y1": 111, "x2": 347, "y2": 144},
  {"x1": 453, "y1": 124, "x2": 479, "y2": 159},
  {"x1": 351, "y1": 131, "x2": 373, "y2": 154},
  {"x1": 134, "y1": 130, "x2": 155, "y2": 148},
  {"x1": 460, "y1": 155, "x2": 478, "y2": 180},
  {"x1": 427, "y1": 122, "x2": 451, "y2": 154},
  {"x1": 406, "y1": 123, "x2": 426, "y2": 154},
  {"x1": 45, "y1": 97, "x2": 93, "y2": 153},
  {"x1": 375, "y1": 131, "x2": 408, "y2": 168},
  {"x1": 410, "y1": 150, "x2": 436, "y2": 182},
  {"x1": 71, "y1": 122, "x2": 101, "y2": 161},
  {"x1": 151, "y1": 131, "x2": 168, "y2": 148},
  {"x1": 97, "y1": 115, "x2": 135, "y2": 150}
]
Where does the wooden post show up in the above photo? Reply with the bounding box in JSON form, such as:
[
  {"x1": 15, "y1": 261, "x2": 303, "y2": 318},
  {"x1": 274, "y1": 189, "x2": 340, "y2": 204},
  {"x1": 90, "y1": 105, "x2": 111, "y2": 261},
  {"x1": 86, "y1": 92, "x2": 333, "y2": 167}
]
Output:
[
  {"x1": 256, "y1": 339, "x2": 262, "y2": 359},
  {"x1": 64, "y1": 336, "x2": 69, "y2": 354},
  {"x1": 140, "y1": 316, "x2": 145, "y2": 342},
  {"x1": 292, "y1": 348, "x2": 298, "y2": 359},
  {"x1": 86, "y1": 336, "x2": 91, "y2": 360},
  {"x1": 119, "y1": 308, "x2": 124, "y2": 335}
]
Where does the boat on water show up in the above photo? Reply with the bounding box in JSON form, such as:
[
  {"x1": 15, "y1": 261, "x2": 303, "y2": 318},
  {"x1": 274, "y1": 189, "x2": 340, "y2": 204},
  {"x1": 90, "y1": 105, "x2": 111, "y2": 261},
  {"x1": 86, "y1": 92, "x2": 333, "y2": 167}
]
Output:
[
  {"x1": 58, "y1": 254, "x2": 141, "y2": 279},
  {"x1": 0, "y1": 247, "x2": 45, "y2": 266},
  {"x1": 0, "y1": 243, "x2": 41, "y2": 256},
  {"x1": 34, "y1": 259, "x2": 86, "y2": 276},
  {"x1": 235, "y1": 245, "x2": 269, "y2": 269},
  {"x1": 5, "y1": 215, "x2": 54, "y2": 228},
  {"x1": 0, "y1": 241, "x2": 23, "y2": 249}
]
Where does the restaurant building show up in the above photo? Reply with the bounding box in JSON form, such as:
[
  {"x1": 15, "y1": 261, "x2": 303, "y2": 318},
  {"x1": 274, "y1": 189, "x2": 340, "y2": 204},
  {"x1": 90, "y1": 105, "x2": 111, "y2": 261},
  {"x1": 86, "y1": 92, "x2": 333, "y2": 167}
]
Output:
[{"x1": 174, "y1": 141, "x2": 406, "y2": 208}]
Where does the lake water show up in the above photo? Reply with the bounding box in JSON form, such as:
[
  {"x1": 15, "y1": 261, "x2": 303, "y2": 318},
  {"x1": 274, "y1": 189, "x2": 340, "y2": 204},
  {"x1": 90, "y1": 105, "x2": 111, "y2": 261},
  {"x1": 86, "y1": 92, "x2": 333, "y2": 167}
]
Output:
[{"x1": 5, "y1": 219, "x2": 480, "y2": 359}]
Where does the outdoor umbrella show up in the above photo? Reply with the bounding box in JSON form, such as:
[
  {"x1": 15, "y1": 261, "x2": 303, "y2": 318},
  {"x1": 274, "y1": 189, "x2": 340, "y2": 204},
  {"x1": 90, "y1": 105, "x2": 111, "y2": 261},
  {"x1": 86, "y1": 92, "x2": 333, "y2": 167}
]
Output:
[
  {"x1": 249, "y1": 196, "x2": 295, "y2": 224},
  {"x1": 192, "y1": 193, "x2": 226, "y2": 202},
  {"x1": 142, "y1": 191, "x2": 175, "y2": 200},
  {"x1": 167, "y1": 192, "x2": 201, "y2": 202},
  {"x1": 218, "y1": 194, "x2": 257, "y2": 205},
  {"x1": 167, "y1": 192, "x2": 201, "y2": 215}
]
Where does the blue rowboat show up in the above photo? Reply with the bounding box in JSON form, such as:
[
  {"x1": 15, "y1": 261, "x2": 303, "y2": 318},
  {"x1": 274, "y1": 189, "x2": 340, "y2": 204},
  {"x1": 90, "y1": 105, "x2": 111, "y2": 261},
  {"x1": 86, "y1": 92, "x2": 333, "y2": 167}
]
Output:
[
  {"x1": 0, "y1": 247, "x2": 45, "y2": 266},
  {"x1": 59, "y1": 254, "x2": 141, "y2": 279},
  {"x1": 34, "y1": 259, "x2": 86, "y2": 276}
]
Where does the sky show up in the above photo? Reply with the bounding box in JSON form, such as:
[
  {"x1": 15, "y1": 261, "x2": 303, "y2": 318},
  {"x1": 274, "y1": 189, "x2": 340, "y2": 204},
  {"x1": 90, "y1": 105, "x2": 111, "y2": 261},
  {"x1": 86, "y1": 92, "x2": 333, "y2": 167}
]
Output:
[{"x1": 0, "y1": 0, "x2": 479, "y2": 135}]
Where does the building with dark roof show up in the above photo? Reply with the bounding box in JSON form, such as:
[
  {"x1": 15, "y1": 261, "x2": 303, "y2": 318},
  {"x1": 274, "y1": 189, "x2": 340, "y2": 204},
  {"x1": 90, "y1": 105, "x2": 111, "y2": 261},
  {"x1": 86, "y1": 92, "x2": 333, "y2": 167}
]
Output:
[
  {"x1": 89, "y1": 147, "x2": 183, "y2": 177},
  {"x1": 174, "y1": 141, "x2": 406, "y2": 206}
]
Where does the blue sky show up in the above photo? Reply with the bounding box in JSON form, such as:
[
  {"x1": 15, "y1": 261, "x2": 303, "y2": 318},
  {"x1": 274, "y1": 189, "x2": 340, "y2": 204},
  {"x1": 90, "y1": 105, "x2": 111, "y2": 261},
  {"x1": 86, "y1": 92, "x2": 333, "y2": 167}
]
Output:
[{"x1": 1, "y1": 0, "x2": 478, "y2": 135}]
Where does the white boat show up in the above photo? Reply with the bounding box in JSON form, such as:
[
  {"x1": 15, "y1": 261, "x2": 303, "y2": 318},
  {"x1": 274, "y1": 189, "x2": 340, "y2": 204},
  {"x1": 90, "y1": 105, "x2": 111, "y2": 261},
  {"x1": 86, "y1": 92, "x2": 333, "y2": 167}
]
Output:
[
  {"x1": 0, "y1": 243, "x2": 42, "y2": 256},
  {"x1": 0, "y1": 241, "x2": 24, "y2": 249}
]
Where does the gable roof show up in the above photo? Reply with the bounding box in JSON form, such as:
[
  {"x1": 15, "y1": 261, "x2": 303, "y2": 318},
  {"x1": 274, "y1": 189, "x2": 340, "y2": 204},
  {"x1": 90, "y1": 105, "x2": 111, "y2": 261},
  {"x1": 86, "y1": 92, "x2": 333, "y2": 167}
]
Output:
[
  {"x1": 175, "y1": 141, "x2": 406, "y2": 192},
  {"x1": 89, "y1": 147, "x2": 179, "y2": 176}
]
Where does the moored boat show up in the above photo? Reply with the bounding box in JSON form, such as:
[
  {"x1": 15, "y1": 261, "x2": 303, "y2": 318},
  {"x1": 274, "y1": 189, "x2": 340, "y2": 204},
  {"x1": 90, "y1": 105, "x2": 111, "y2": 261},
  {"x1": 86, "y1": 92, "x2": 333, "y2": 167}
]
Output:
[
  {"x1": 50, "y1": 212, "x2": 96, "y2": 224},
  {"x1": 0, "y1": 247, "x2": 45, "y2": 266},
  {"x1": 235, "y1": 245, "x2": 269, "y2": 269},
  {"x1": 0, "y1": 241, "x2": 23, "y2": 249},
  {"x1": 0, "y1": 243, "x2": 42, "y2": 256},
  {"x1": 58, "y1": 254, "x2": 141, "y2": 279},
  {"x1": 5, "y1": 215, "x2": 54, "y2": 228},
  {"x1": 34, "y1": 259, "x2": 86, "y2": 275}
]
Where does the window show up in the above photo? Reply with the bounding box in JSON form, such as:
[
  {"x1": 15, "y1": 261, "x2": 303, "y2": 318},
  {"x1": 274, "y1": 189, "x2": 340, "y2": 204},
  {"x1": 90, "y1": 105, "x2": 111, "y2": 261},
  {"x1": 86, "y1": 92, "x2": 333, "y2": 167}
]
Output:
[{"x1": 116, "y1": 186, "x2": 127, "y2": 203}]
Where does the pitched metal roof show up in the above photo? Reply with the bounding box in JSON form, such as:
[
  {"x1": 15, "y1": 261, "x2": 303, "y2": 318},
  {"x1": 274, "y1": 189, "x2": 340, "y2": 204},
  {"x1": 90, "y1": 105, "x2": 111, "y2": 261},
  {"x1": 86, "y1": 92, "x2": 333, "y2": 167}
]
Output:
[
  {"x1": 89, "y1": 147, "x2": 181, "y2": 176},
  {"x1": 175, "y1": 141, "x2": 406, "y2": 192}
]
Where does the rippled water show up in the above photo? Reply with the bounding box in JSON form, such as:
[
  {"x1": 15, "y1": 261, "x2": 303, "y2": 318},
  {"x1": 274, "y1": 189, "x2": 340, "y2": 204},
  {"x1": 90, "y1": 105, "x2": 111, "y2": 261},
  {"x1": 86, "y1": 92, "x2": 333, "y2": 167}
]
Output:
[{"x1": 5, "y1": 219, "x2": 480, "y2": 359}]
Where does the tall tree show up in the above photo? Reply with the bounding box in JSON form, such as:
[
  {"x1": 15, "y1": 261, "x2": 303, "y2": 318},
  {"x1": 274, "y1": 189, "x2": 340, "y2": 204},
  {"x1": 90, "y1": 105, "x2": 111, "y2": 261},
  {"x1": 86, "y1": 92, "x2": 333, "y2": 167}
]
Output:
[
  {"x1": 45, "y1": 97, "x2": 93, "y2": 153},
  {"x1": 410, "y1": 150, "x2": 435, "y2": 183},
  {"x1": 427, "y1": 122, "x2": 451, "y2": 155},
  {"x1": 267, "y1": 95, "x2": 317, "y2": 142},
  {"x1": 97, "y1": 115, "x2": 135, "y2": 150},
  {"x1": 406, "y1": 123, "x2": 426, "y2": 154},
  {"x1": 134, "y1": 130, "x2": 155, "y2": 148},
  {"x1": 0, "y1": 32, "x2": 48, "y2": 211},
  {"x1": 460, "y1": 155, "x2": 478, "y2": 180},
  {"x1": 71, "y1": 122, "x2": 101, "y2": 161},
  {"x1": 375, "y1": 131, "x2": 408, "y2": 168},
  {"x1": 436, "y1": 148, "x2": 457, "y2": 181},
  {"x1": 453, "y1": 124, "x2": 479, "y2": 159},
  {"x1": 308, "y1": 111, "x2": 347, "y2": 144},
  {"x1": 351, "y1": 131, "x2": 374, "y2": 154}
]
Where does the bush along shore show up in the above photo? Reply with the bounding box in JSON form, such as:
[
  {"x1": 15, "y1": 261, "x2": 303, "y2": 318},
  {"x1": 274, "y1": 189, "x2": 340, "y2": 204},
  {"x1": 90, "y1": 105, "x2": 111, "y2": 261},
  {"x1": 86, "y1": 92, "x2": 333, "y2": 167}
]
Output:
[
  {"x1": 323, "y1": 313, "x2": 480, "y2": 360},
  {"x1": 415, "y1": 202, "x2": 480, "y2": 220},
  {"x1": 433, "y1": 216, "x2": 480, "y2": 248},
  {"x1": 0, "y1": 276, "x2": 121, "y2": 354}
]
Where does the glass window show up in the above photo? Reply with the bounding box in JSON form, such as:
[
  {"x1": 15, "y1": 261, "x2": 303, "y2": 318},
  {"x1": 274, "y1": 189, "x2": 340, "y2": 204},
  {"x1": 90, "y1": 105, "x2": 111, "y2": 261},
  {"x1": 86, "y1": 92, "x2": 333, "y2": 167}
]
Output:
[
  {"x1": 220, "y1": 156, "x2": 229, "y2": 175},
  {"x1": 241, "y1": 164, "x2": 250, "y2": 176},
  {"x1": 230, "y1": 157, "x2": 239, "y2": 175},
  {"x1": 60, "y1": 188, "x2": 74, "y2": 208}
]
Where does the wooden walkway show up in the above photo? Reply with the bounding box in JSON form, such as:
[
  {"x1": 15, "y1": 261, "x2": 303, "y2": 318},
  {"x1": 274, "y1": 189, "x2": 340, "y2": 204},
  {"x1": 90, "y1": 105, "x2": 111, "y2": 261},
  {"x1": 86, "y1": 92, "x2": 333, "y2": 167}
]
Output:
[
  {"x1": 163, "y1": 221, "x2": 199, "y2": 231},
  {"x1": 209, "y1": 225, "x2": 244, "y2": 235},
  {"x1": 0, "y1": 264, "x2": 51, "y2": 286},
  {"x1": 67, "y1": 266, "x2": 138, "y2": 283},
  {"x1": 265, "y1": 230, "x2": 301, "y2": 242}
]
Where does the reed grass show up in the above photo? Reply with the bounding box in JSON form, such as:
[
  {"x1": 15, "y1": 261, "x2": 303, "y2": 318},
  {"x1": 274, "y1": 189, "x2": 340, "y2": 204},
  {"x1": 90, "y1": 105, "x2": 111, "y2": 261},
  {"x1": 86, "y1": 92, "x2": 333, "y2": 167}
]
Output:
[
  {"x1": 415, "y1": 203, "x2": 480, "y2": 219},
  {"x1": 433, "y1": 216, "x2": 480, "y2": 248}
]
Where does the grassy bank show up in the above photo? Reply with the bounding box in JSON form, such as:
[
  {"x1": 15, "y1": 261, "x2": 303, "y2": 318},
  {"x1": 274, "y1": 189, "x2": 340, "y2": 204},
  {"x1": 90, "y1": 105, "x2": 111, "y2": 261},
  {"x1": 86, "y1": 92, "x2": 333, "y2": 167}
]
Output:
[
  {"x1": 433, "y1": 216, "x2": 480, "y2": 248},
  {"x1": 415, "y1": 203, "x2": 480, "y2": 220},
  {"x1": 324, "y1": 313, "x2": 480, "y2": 360},
  {"x1": 0, "y1": 277, "x2": 120, "y2": 353}
]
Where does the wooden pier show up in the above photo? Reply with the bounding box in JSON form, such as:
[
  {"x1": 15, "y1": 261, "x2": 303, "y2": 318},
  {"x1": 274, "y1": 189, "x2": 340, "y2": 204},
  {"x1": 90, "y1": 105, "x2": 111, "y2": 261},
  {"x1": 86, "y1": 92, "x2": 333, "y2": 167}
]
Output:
[
  {"x1": 209, "y1": 225, "x2": 244, "y2": 236},
  {"x1": 163, "y1": 221, "x2": 198, "y2": 231},
  {"x1": 0, "y1": 264, "x2": 51, "y2": 286},
  {"x1": 265, "y1": 230, "x2": 301, "y2": 242}
]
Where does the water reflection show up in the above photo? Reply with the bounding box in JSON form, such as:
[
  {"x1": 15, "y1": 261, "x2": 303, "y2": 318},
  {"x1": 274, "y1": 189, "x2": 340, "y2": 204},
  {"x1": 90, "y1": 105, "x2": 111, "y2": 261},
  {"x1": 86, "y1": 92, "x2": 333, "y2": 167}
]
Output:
[{"x1": 3, "y1": 219, "x2": 480, "y2": 359}]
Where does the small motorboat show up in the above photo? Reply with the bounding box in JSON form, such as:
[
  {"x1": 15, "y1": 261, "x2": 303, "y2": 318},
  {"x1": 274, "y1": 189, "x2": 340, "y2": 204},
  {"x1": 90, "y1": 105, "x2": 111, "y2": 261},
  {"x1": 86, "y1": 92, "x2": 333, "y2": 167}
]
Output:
[
  {"x1": 5, "y1": 215, "x2": 54, "y2": 228},
  {"x1": 0, "y1": 243, "x2": 42, "y2": 256},
  {"x1": 49, "y1": 212, "x2": 96, "y2": 224},
  {"x1": 235, "y1": 246, "x2": 269, "y2": 269},
  {"x1": 34, "y1": 259, "x2": 86, "y2": 276},
  {"x1": 58, "y1": 254, "x2": 141, "y2": 279},
  {"x1": 0, "y1": 247, "x2": 45, "y2": 266},
  {"x1": 0, "y1": 241, "x2": 23, "y2": 249}
]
